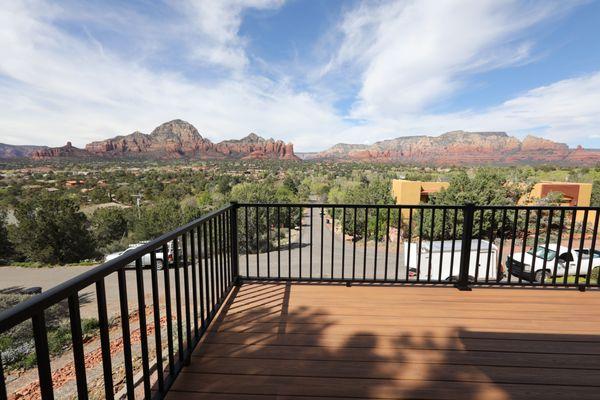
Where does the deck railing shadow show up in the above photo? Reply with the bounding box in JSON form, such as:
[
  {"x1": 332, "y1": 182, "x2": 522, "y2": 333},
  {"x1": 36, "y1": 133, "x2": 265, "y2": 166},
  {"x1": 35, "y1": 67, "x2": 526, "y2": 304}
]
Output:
[{"x1": 179, "y1": 282, "x2": 600, "y2": 399}]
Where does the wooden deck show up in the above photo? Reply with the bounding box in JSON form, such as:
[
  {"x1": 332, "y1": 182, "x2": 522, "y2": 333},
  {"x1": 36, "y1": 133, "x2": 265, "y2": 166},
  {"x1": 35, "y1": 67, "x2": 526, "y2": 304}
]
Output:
[{"x1": 168, "y1": 283, "x2": 600, "y2": 399}]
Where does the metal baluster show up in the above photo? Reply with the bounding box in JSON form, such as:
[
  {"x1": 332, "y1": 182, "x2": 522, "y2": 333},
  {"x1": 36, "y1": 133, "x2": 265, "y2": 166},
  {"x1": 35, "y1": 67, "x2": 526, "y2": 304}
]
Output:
[
  {"x1": 427, "y1": 208, "x2": 435, "y2": 282},
  {"x1": 210, "y1": 220, "x2": 217, "y2": 310},
  {"x1": 278, "y1": 207, "x2": 281, "y2": 279},
  {"x1": 341, "y1": 207, "x2": 346, "y2": 280},
  {"x1": 299, "y1": 206, "x2": 303, "y2": 279},
  {"x1": 438, "y1": 208, "x2": 446, "y2": 282},
  {"x1": 189, "y1": 230, "x2": 199, "y2": 339},
  {"x1": 519, "y1": 210, "x2": 531, "y2": 285},
  {"x1": 564, "y1": 211, "x2": 577, "y2": 285},
  {"x1": 395, "y1": 207, "x2": 402, "y2": 281},
  {"x1": 266, "y1": 207, "x2": 271, "y2": 278},
  {"x1": 330, "y1": 207, "x2": 335, "y2": 279},
  {"x1": 374, "y1": 208, "x2": 380, "y2": 280},
  {"x1": 310, "y1": 207, "x2": 313, "y2": 279},
  {"x1": 496, "y1": 209, "x2": 507, "y2": 284},
  {"x1": 474, "y1": 209, "x2": 484, "y2": 283},
  {"x1": 417, "y1": 210, "x2": 424, "y2": 282},
  {"x1": 449, "y1": 208, "x2": 458, "y2": 279},
  {"x1": 587, "y1": 210, "x2": 599, "y2": 286},
  {"x1": 552, "y1": 208, "x2": 565, "y2": 285},
  {"x1": 530, "y1": 210, "x2": 542, "y2": 285},
  {"x1": 485, "y1": 209, "x2": 496, "y2": 284},
  {"x1": 95, "y1": 280, "x2": 114, "y2": 399},
  {"x1": 181, "y1": 234, "x2": 192, "y2": 362},
  {"x1": 384, "y1": 207, "x2": 391, "y2": 281},
  {"x1": 507, "y1": 208, "x2": 519, "y2": 285},
  {"x1": 202, "y1": 223, "x2": 212, "y2": 323},
  {"x1": 352, "y1": 207, "x2": 357, "y2": 281},
  {"x1": 245, "y1": 206, "x2": 249, "y2": 277},
  {"x1": 0, "y1": 354, "x2": 7, "y2": 400},
  {"x1": 173, "y1": 237, "x2": 184, "y2": 363},
  {"x1": 68, "y1": 294, "x2": 88, "y2": 399},
  {"x1": 162, "y1": 243, "x2": 175, "y2": 375},
  {"x1": 541, "y1": 210, "x2": 553, "y2": 285},
  {"x1": 575, "y1": 210, "x2": 589, "y2": 285},
  {"x1": 363, "y1": 208, "x2": 369, "y2": 280},
  {"x1": 255, "y1": 206, "x2": 260, "y2": 278},
  {"x1": 117, "y1": 269, "x2": 134, "y2": 398},
  {"x1": 406, "y1": 208, "x2": 413, "y2": 281},
  {"x1": 321, "y1": 206, "x2": 325, "y2": 279},
  {"x1": 32, "y1": 312, "x2": 54, "y2": 400},
  {"x1": 149, "y1": 252, "x2": 164, "y2": 394},
  {"x1": 135, "y1": 258, "x2": 151, "y2": 396},
  {"x1": 288, "y1": 206, "x2": 292, "y2": 279}
]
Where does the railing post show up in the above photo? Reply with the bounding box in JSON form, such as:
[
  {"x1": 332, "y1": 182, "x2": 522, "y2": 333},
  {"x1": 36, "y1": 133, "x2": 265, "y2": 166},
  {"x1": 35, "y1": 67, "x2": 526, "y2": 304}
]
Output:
[
  {"x1": 455, "y1": 203, "x2": 475, "y2": 291},
  {"x1": 230, "y1": 202, "x2": 241, "y2": 285}
]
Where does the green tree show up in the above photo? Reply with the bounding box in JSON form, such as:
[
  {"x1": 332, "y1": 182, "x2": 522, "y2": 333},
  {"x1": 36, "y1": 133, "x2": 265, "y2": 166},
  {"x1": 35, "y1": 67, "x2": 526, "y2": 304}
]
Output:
[
  {"x1": 0, "y1": 208, "x2": 13, "y2": 260},
  {"x1": 230, "y1": 182, "x2": 299, "y2": 253},
  {"x1": 592, "y1": 180, "x2": 600, "y2": 207},
  {"x1": 131, "y1": 199, "x2": 186, "y2": 241},
  {"x1": 91, "y1": 207, "x2": 129, "y2": 248},
  {"x1": 11, "y1": 196, "x2": 96, "y2": 264},
  {"x1": 418, "y1": 170, "x2": 519, "y2": 240}
]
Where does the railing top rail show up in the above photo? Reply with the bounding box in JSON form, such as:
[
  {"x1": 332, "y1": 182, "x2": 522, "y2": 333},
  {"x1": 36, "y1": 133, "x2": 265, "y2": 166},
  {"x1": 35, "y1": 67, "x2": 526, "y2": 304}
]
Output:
[
  {"x1": 237, "y1": 202, "x2": 600, "y2": 211},
  {"x1": 0, "y1": 203, "x2": 234, "y2": 332}
]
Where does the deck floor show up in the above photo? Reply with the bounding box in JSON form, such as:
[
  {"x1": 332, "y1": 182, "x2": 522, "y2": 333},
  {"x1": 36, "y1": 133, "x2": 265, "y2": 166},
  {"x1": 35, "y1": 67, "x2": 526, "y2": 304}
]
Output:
[{"x1": 168, "y1": 283, "x2": 600, "y2": 399}]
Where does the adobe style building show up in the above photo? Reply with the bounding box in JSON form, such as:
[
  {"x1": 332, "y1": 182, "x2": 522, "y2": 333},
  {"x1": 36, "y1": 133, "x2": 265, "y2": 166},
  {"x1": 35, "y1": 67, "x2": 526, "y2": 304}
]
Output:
[
  {"x1": 522, "y1": 181, "x2": 593, "y2": 222},
  {"x1": 392, "y1": 179, "x2": 449, "y2": 219}
]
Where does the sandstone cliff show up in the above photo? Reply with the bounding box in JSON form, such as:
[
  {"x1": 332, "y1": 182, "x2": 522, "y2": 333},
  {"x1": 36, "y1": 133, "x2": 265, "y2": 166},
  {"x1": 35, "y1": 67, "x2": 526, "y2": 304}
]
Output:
[
  {"x1": 29, "y1": 120, "x2": 299, "y2": 161},
  {"x1": 312, "y1": 131, "x2": 600, "y2": 166}
]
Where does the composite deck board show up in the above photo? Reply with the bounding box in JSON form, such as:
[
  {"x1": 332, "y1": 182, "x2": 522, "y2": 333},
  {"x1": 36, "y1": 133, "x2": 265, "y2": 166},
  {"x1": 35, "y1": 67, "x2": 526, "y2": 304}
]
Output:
[{"x1": 167, "y1": 283, "x2": 600, "y2": 399}]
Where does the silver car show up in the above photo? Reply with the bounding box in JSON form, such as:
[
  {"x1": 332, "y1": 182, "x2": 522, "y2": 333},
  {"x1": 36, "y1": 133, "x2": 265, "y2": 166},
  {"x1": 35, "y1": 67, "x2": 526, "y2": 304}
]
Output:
[{"x1": 104, "y1": 242, "x2": 174, "y2": 270}]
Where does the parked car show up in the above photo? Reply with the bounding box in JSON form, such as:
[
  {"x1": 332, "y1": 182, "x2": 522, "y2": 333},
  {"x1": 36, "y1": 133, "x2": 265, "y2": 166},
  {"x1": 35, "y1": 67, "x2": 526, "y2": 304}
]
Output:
[
  {"x1": 104, "y1": 241, "x2": 176, "y2": 270},
  {"x1": 506, "y1": 244, "x2": 600, "y2": 282}
]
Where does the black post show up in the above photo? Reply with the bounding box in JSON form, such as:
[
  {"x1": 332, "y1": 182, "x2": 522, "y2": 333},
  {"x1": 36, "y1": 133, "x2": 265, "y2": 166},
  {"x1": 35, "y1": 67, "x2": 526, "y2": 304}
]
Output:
[
  {"x1": 230, "y1": 202, "x2": 241, "y2": 285},
  {"x1": 456, "y1": 203, "x2": 475, "y2": 291}
]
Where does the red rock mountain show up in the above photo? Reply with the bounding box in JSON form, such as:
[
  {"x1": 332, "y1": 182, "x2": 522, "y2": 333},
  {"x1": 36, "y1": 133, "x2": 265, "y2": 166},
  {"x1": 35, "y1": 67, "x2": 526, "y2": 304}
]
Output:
[
  {"x1": 29, "y1": 120, "x2": 300, "y2": 160},
  {"x1": 311, "y1": 131, "x2": 600, "y2": 166}
]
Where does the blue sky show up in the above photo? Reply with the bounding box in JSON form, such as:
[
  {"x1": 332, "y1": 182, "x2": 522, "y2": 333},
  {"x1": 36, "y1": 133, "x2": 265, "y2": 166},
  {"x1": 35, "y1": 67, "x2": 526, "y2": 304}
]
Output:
[{"x1": 1, "y1": 0, "x2": 600, "y2": 151}]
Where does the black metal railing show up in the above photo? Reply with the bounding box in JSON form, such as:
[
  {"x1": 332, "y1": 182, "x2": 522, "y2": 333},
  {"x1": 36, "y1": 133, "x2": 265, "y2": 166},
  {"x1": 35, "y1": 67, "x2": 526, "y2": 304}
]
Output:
[
  {"x1": 0, "y1": 204, "x2": 236, "y2": 400},
  {"x1": 1, "y1": 201, "x2": 599, "y2": 399},
  {"x1": 236, "y1": 203, "x2": 600, "y2": 289}
]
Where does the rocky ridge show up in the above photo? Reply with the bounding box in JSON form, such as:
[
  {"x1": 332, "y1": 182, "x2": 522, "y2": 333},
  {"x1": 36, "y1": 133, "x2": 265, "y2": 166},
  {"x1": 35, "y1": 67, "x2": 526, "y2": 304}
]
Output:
[
  {"x1": 311, "y1": 131, "x2": 600, "y2": 165},
  {"x1": 28, "y1": 120, "x2": 300, "y2": 161}
]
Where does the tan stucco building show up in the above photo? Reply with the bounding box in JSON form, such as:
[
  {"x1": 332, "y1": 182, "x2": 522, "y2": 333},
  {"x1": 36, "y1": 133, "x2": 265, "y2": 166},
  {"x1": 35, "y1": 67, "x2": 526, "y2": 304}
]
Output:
[
  {"x1": 521, "y1": 182, "x2": 594, "y2": 222},
  {"x1": 392, "y1": 179, "x2": 449, "y2": 218}
]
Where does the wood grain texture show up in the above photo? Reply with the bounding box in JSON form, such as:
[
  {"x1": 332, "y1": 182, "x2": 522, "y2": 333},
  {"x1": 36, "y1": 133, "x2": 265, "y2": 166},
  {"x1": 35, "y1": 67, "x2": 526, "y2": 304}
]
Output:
[{"x1": 167, "y1": 283, "x2": 600, "y2": 399}]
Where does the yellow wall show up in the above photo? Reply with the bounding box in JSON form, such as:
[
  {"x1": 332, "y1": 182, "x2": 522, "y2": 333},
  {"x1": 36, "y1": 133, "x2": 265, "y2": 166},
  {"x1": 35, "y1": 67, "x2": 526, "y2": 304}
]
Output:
[
  {"x1": 523, "y1": 182, "x2": 594, "y2": 223},
  {"x1": 392, "y1": 179, "x2": 449, "y2": 218}
]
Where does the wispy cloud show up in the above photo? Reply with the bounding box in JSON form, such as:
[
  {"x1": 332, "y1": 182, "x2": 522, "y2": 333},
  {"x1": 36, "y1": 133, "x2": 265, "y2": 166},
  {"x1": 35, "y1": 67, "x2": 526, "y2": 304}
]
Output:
[
  {"x1": 0, "y1": 0, "x2": 597, "y2": 152},
  {"x1": 323, "y1": 0, "x2": 575, "y2": 119}
]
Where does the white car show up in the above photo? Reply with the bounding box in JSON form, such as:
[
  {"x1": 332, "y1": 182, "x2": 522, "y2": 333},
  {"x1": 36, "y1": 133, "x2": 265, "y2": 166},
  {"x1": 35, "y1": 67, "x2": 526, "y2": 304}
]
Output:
[
  {"x1": 104, "y1": 242, "x2": 174, "y2": 270},
  {"x1": 506, "y1": 244, "x2": 600, "y2": 282}
]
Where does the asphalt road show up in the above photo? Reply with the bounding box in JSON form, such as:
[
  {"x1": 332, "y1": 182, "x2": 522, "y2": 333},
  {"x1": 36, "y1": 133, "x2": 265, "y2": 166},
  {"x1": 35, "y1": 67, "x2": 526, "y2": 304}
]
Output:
[{"x1": 240, "y1": 208, "x2": 408, "y2": 280}]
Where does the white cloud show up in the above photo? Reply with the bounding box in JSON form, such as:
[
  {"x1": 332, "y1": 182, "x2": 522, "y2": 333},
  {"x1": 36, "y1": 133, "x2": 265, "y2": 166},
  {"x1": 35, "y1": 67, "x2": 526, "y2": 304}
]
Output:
[
  {"x1": 333, "y1": 72, "x2": 600, "y2": 147},
  {"x1": 0, "y1": 0, "x2": 598, "y2": 153},
  {"x1": 176, "y1": 0, "x2": 285, "y2": 70},
  {"x1": 0, "y1": 0, "x2": 346, "y2": 148},
  {"x1": 326, "y1": 0, "x2": 573, "y2": 119}
]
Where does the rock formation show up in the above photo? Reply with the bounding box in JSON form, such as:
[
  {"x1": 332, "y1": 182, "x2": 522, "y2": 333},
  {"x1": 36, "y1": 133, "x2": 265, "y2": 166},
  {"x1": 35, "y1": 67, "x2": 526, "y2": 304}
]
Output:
[
  {"x1": 28, "y1": 120, "x2": 299, "y2": 161},
  {"x1": 311, "y1": 131, "x2": 600, "y2": 166}
]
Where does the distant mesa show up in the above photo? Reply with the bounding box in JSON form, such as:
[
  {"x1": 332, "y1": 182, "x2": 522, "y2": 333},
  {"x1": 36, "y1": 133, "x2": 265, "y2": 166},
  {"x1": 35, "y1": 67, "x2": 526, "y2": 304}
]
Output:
[
  {"x1": 308, "y1": 130, "x2": 600, "y2": 166},
  {"x1": 1, "y1": 125, "x2": 599, "y2": 165},
  {"x1": 19, "y1": 119, "x2": 300, "y2": 161}
]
